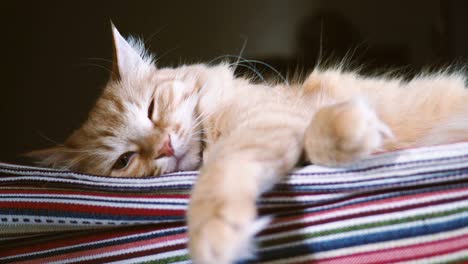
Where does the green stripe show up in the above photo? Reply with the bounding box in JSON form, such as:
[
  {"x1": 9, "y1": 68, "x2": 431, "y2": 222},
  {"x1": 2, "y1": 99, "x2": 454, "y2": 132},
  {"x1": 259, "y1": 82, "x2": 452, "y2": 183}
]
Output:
[
  {"x1": 260, "y1": 206, "x2": 468, "y2": 247},
  {"x1": 436, "y1": 255, "x2": 468, "y2": 264},
  {"x1": 139, "y1": 254, "x2": 189, "y2": 264}
]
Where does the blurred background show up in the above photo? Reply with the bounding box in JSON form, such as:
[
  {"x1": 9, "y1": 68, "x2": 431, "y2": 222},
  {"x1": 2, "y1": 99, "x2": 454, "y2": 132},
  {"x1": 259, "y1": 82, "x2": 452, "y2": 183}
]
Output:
[{"x1": 2, "y1": 0, "x2": 468, "y2": 164}]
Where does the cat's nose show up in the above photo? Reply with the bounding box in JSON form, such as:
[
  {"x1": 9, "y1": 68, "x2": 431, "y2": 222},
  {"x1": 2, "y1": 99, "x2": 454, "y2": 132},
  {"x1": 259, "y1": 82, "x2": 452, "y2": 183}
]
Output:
[{"x1": 156, "y1": 135, "x2": 174, "y2": 158}]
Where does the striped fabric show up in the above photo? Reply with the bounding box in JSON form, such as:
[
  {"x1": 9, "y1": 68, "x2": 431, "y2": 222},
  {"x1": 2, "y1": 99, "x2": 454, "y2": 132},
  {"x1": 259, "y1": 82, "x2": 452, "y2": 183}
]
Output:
[{"x1": 1, "y1": 142, "x2": 468, "y2": 263}]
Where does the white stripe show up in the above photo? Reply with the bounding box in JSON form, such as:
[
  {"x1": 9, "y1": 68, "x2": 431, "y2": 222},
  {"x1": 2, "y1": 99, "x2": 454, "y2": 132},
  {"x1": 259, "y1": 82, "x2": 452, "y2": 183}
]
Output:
[
  {"x1": 286, "y1": 174, "x2": 466, "y2": 189},
  {"x1": 0, "y1": 166, "x2": 465, "y2": 191},
  {"x1": 0, "y1": 214, "x2": 179, "y2": 231},
  {"x1": 0, "y1": 175, "x2": 197, "y2": 188},
  {"x1": 0, "y1": 193, "x2": 187, "y2": 204},
  {"x1": 2, "y1": 158, "x2": 467, "y2": 189},
  {"x1": 48, "y1": 238, "x2": 188, "y2": 264},
  {"x1": 0, "y1": 169, "x2": 198, "y2": 183},
  {"x1": 261, "y1": 193, "x2": 345, "y2": 202},
  {"x1": 0, "y1": 198, "x2": 187, "y2": 210},
  {"x1": 0, "y1": 227, "x2": 186, "y2": 261},
  {"x1": 107, "y1": 249, "x2": 189, "y2": 264},
  {"x1": 396, "y1": 249, "x2": 468, "y2": 264},
  {"x1": 0, "y1": 161, "x2": 197, "y2": 181},
  {"x1": 289, "y1": 158, "x2": 468, "y2": 182},
  {"x1": 0, "y1": 186, "x2": 409, "y2": 210},
  {"x1": 260, "y1": 210, "x2": 468, "y2": 252},
  {"x1": 288, "y1": 164, "x2": 468, "y2": 185},
  {"x1": 341, "y1": 142, "x2": 468, "y2": 168},
  {"x1": 259, "y1": 226, "x2": 468, "y2": 264},
  {"x1": 259, "y1": 199, "x2": 468, "y2": 242},
  {"x1": 293, "y1": 152, "x2": 468, "y2": 175},
  {"x1": 2, "y1": 143, "x2": 468, "y2": 184},
  {"x1": 292, "y1": 142, "x2": 468, "y2": 172},
  {"x1": 267, "y1": 189, "x2": 468, "y2": 229}
]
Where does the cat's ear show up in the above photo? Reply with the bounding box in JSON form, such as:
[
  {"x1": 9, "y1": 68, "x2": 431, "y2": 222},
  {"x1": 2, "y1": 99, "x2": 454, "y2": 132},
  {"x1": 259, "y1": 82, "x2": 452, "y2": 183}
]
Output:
[
  {"x1": 111, "y1": 23, "x2": 146, "y2": 81},
  {"x1": 25, "y1": 146, "x2": 79, "y2": 170}
]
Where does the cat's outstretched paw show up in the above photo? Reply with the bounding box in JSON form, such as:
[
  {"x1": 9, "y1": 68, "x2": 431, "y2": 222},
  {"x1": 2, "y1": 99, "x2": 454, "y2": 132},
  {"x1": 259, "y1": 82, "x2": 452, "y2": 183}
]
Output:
[
  {"x1": 304, "y1": 98, "x2": 393, "y2": 166},
  {"x1": 187, "y1": 170, "x2": 263, "y2": 264}
]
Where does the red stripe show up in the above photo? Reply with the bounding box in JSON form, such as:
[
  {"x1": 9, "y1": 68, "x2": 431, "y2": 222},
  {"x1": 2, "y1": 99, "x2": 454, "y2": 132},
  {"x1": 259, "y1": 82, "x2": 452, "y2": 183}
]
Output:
[
  {"x1": 0, "y1": 222, "x2": 185, "y2": 257},
  {"x1": 269, "y1": 186, "x2": 468, "y2": 224},
  {"x1": 314, "y1": 233, "x2": 468, "y2": 264},
  {"x1": 0, "y1": 189, "x2": 188, "y2": 199},
  {"x1": 0, "y1": 202, "x2": 184, "y2": 216},
  {"x1": 261, "y1": 188, "x2": 468, "y2": 235},
  {"x1": 15, "y1": 233, "x2": 187, "y2": 264},
  {"x1": 78, "y1": 243, "x2": 186, "y2": 264}
]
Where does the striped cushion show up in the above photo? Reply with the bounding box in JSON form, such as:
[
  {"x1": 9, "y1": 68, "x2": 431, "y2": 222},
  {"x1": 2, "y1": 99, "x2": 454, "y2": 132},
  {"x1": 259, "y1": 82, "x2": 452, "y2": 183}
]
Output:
[{"x1": 1, "y1": 142, "x2": 468, "y2": 263}]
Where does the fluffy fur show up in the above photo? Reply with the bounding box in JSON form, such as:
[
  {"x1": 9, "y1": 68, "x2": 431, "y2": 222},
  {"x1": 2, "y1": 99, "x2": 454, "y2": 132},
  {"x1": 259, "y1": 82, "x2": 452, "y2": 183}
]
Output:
[{"x1": 29, "y1": 26, "x2": 468, "y2": 263}]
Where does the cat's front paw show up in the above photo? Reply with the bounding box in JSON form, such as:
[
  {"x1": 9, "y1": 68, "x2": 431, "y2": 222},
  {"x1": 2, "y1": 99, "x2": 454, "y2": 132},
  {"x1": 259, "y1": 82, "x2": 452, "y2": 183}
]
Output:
[
  {"x1": 305, "y1": 99, "x2": 393, "y2": 166},
  {"x1": 187, "y1": 171, "x2": 260, "y2": 264}
]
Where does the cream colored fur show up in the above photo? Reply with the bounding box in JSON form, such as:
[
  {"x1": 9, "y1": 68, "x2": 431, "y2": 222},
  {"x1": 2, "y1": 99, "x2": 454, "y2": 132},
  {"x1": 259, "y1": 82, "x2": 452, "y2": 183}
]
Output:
[{"x1": 30, "y1": 26, "x2": 468, "y2": 263}]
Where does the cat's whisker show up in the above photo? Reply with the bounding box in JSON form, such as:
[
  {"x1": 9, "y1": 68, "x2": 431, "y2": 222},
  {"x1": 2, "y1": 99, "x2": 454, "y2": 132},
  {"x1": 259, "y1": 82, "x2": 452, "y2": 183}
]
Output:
[
  {"x1": 188, "y1": 129, "x2": 207, "y2": 142},
  {"x1": 200, "y1": 138, "x2": 212, "y2": 145},
  {"x1": 236, "y1": 59, "x2": 288, "y2": 85},
  {"x1": 192, "y1": 117, "x2": 211, "y2": 133},
  {"x1": 143, "y1": 24, "x2": 169, "y2": 47},
  {"x1": 192, "y1": 116, "x2": 204, "y2": 129},
  {"x1": 34, "y1": 130, "x2": 60, "y2": 146},
  {"x1": 151, "y1": 166, "x2": 162, "y2": 177},
  {"x1": 208, "y1": 54, "x2": 235, "y2": 65},
  {"x1": 76, "y1": 63, "x2": 114, "y2": 76},
  {"x1": 189, "y1": 131, "x2": 206, "y2": 138},
  {"x1": 193, "y1": 111, "x2": 214, "y2": 126},
  {"x1": 229, "y1": 63, "x2": 265, "y2": 82},
  {"x1": 155, "y1": 46, "x2": 180, "y2": 64},
  {"x1": 209, "y1": 54, "x2": 257, "y2": 70},
  {"x1": 233, "y1": 35, "x2": 248, "y2": 74},
  {"x1": 213, "y1": 55, "x2": 286, "y2": 84},
  {"x1": 81, "y1": 57, "x2": 113, "y2": 64},
  {"x1": 193, "y1": 113, "x2": 211, "y2": 126}
]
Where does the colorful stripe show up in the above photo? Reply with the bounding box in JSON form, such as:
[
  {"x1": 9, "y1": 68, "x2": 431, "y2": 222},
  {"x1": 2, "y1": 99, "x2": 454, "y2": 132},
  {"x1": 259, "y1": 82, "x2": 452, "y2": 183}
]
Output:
[{"x1": 1, "y1": 142, "x2": 468, "y2": 263}]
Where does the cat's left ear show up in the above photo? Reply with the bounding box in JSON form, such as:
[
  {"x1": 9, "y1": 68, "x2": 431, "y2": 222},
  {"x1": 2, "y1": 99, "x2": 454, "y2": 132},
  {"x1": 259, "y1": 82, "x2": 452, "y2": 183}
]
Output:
[{"x1": 111, "y1": 23, "x2": 146, "y2": 81}]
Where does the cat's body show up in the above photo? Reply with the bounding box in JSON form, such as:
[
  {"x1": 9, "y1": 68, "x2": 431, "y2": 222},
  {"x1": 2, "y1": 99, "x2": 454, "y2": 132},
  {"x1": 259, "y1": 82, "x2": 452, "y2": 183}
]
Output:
[{"x1": 30, "y1": 26, "x2": 468, "y2": 264}]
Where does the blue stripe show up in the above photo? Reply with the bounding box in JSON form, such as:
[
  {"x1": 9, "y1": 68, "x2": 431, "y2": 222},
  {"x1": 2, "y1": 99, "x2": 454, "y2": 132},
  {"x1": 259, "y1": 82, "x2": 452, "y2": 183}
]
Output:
[
  {"x1": 0, "y1": 227, "x2": 186, "y2": 262},
  {"x1": 0, "y1": 208, "x2": 184, "y2": 222},
  {"x1": 3, "y1": 152, "x2": 468, "y2": 178},
  {"x1": 0, "y1": 195, "x2": 187, "y2": 205},
  {"x1": 291, "y1": 164, "x2": 468, "y2": 185},
  {"x1": 294, "y1": 153, "x2": 468, "y2": 176},
  {"x1": 2, "y1": 169, "x2": 468, "y2": 193},
  {"x1": 263, "y1": 180, "x2": 468, "y2": 205},
  {"x1": 0, "y1": 179, "x2": 194, "y2": 191},
  {"x1": 276, "y1": 169, "x2": 468, "y2": 191},
  {"x1": 269, "y1": 181, "x2": 468, "y2": 217},
  {"x1": 258, "y1": 214, "x2": 468, "y2": 261}
]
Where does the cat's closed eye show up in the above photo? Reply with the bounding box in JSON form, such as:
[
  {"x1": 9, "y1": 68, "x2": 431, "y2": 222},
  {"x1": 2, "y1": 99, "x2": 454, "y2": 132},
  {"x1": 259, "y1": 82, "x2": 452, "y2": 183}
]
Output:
[
  {"x1": 112, "y1": 151, "x2": 136, "y2": 170},
  {"x1": 148, "y1": 99, "x2": 155, "y2": 120}
]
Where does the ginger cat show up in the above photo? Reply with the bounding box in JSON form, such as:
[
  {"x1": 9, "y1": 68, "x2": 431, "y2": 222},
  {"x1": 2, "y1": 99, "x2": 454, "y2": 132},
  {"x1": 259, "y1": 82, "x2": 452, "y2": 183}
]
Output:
[{"x1": 29, "y1": 25, "x2": 468, "y2": 263}]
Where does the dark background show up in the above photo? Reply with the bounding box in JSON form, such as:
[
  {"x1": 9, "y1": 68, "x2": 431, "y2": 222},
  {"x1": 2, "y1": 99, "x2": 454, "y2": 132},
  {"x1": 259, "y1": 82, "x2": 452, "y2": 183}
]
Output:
[{"x1": 2, "y1": 0, "x2": 468, "y2": 164}]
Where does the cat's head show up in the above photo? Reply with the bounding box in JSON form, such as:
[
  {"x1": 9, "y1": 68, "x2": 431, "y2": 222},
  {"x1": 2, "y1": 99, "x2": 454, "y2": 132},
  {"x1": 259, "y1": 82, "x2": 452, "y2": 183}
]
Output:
[{"x1": 28, "y1": 25, "x2": 232, "y2": 177}]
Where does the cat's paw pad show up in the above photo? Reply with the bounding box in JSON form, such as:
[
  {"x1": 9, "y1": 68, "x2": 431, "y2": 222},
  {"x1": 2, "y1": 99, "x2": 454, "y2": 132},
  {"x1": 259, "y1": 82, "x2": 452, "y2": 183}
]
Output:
[
  {"x1": 188, "y1": 192, "x2": 262, "y2": 264},
  {"x1": 305, "y1": 98, "x2": 394, "y2": 166}
]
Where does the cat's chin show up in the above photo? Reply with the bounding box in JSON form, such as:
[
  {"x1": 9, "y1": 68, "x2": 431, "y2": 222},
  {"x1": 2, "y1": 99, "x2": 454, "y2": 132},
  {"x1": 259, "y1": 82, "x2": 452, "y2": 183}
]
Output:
[
  {"x1": 175, "y1": 154, "x2": 201, "y2": 172},
  {"x1": 161, "y1": 153, "x2": 200, "y2": 174}
]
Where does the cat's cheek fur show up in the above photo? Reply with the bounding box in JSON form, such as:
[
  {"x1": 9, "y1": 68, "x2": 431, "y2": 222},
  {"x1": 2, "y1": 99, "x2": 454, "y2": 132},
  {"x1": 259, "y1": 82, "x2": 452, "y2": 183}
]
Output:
[{"x1": 179, "y1": 146, "x2": 202, "y2": 171}]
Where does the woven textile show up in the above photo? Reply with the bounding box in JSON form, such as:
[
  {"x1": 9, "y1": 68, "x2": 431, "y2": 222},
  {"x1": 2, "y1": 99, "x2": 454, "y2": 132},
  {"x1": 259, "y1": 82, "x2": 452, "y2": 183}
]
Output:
[{"x1": 1, "y1": 142, "x2": 468, "y2": 263}]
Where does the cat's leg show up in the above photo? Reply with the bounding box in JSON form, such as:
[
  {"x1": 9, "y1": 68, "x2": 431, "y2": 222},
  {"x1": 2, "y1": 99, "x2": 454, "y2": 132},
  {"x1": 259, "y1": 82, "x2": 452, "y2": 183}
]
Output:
[
  {"x1": 304, "y1": 98, "x2": 393, "y2": 166},
  {"x1": 187, "y1": 126, "x2": 303, "y2": 264}
]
